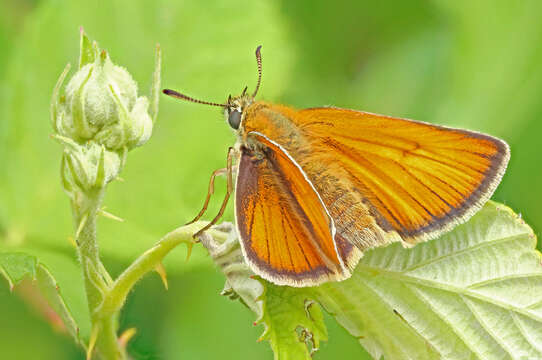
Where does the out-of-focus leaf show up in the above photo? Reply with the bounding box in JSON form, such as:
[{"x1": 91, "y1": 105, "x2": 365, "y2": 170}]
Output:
[
  {"x1": 0, "y1": 0, "x2": 295, "y2": 271},
  {"x1": 0, "y1": 252, "x2": 85, "y2": 348},
  {"x1": 0, "y1": 0, "x2": 295, "y2": 357},
  {"x1": 206, "y1": 202, "x2": 542, "y2": 359}
]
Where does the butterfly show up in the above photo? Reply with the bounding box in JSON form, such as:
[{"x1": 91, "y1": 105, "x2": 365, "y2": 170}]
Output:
[{"x1": 163, "y1": 46, "x2": 510, "y2": 287}]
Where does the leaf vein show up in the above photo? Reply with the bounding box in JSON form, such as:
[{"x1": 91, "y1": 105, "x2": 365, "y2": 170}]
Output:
[
  {"x1": 358, "y1": 265, "x2": 542, "y2": 322},
  {"x1": 460, "y1": 295, "x2": 515, "y2": 358},
  {"x1": 402, "y1": 233, "x2": 530, "y2": 273},
  {"x1": 467, "y1": 272, "x2": 542, "y2": 289},
  {"x1": 510, "y1": 311, "x2": 542, "y2": 354}
]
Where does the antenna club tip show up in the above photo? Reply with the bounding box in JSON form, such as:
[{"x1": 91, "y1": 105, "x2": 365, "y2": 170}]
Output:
[
  {"x1": 255, "y1": 45, "x2": 262, "y2": 54},
  {"x1": 162, "y1": 89, "x2": 173, "y2": 95}
]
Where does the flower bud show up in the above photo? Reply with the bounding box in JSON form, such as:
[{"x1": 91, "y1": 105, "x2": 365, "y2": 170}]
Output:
[
  {"x1": 50, "y1": 29, "x2": 161, "y2": 194},
  {"x1": 51, "y1": 29, "x2": 160, "y2": 151},
  {"x1": 54, "y1": 135, "x2": 123, "y2": 194}
]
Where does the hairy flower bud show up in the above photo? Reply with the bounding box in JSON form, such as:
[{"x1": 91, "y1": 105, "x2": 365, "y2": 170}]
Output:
[
  {"x1": 51, "y1": 29, "x2": 160, "y2": 151},
  {"x1": 56, "y1": 136, "x2": 122, "y2": 193},
  {"x1": 51, "y1": 29, "x2": 161, "y2": 193}
]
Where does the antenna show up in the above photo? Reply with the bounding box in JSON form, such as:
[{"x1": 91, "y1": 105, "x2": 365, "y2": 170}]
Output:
[
  {"x1": 252, "y1": 45, "x2": 262, "y2": 97},
  {"x1": 162, "y1": 89, "x2": 227, "y2": 107}
]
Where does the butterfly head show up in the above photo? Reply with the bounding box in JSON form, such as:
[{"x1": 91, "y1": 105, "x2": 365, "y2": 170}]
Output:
[
  {"x1": 162, "y1": 45, "x2": 263, "y2": 132},
  {"x1": 224, "y1": 89, "x2": 254, "y2": 130}
]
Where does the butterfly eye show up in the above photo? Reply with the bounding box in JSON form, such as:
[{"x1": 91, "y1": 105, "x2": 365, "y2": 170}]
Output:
[{"x1": 228, "y1": 109, "x2": 242, "y2": 129}]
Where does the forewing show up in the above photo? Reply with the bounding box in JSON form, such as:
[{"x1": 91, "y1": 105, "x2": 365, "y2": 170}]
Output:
[
  {"x1": 294, "y1": 107, "x2": 510, "y2": 245},
  {"x1": 235, "y1": 132, "x2": 352, "y2": 287}
]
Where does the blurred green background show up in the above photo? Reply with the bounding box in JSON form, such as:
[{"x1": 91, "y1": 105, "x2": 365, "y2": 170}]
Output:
[{"x1": 1, "y1": 0, "x2": 541, "y2": 359}]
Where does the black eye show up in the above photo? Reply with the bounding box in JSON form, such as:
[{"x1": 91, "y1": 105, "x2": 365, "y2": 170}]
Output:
[{"x1": 228, "y1": 109, "x2": 242, "y2": 129}]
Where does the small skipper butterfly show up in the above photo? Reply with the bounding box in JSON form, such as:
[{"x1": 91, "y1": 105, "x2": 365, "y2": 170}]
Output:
[{"x1": 163, "y1": 46, "x2": 509, "y2": 287}]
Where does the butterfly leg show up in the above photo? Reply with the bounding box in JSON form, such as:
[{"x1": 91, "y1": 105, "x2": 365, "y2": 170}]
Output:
[
  {"x1": 185, "y1": 167, "x2": 228, "y2": 225},
  {"x1": 193, "y1": 147, "x2": 235, "y2": 238}
]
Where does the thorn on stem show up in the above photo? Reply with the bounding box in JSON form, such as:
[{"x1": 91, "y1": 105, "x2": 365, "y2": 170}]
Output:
[
  {"x1": 185, "y1": 242, "x2": 194, "y2": 262},
  {"x1": 118, "y1": 327, "x2": 137, "y2": 349},
  {"x1": 98, "y1": 208, "x2": 125, "y2": 222},
  {"x1": 155, "y1": 262, "x2": 168, "y2": 290},
  {"x1": 67, "y1": 236, "x2": 78, "y2": 248}
]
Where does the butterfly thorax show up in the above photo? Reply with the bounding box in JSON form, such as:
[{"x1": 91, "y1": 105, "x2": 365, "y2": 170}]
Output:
[{"x1": 238, "y1": 101, "x2": 308, "y2": 155}]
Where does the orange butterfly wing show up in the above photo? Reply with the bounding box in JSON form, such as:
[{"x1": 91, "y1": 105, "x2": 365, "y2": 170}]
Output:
[
  {"x1": 241, "y1": 103, "x2": 509, "y2": 251},
  {"x1": 294, "y1": 107, "x2": 510, "y2": 244},
  {"x1": 235, "y1": 131, "x2": 356, "y2": 286}
]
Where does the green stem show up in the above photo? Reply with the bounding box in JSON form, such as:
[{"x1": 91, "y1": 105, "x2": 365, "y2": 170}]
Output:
[
  {"x1": 74, "y1": 190, "x2": 104, "y2": 309},
  {"x1": 72, "y1": 193, "x2": 227, "y2": 359},
  {"x1": 95, "y1": 314, "x2": 124, "y2": 360},
  {"x1": 101, "y1": 221, "x2": 226, "y2": 315},
  {"x1": 72, "y1": 188, "x2": 122, "y2": 360}
]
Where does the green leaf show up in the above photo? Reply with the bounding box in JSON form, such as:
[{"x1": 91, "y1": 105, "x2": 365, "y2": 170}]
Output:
[
  {"x1": 316, "y1": 201, "x2": 542, "y2": 360},
  {"x1": 0, "y1": 252, "x2": 38, "y2": 288},
  {"x1": 205, "y1": 202, "x2": 542, "y2": 359},
  {"x1": 0, "y1": 252, "x2": 84, "y2": 349},
  {"x1": 200, "y1": 223, "x2": 327, "y2": 360},
  {"x1": 258, "y1": 284, "x2": 327, "y2": 360}
]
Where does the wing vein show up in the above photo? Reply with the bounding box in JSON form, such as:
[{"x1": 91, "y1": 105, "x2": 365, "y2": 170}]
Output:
[
  {"x1": 325, "y1": 139, "x2": 434, "y2": 228},
  {"x1": 260, "y1": 201, "x2": 271, "y2": 266},
  {"x1": 281, "y1": 215, "x2": 296, "y2": 272},
  {"x1": 395, "y1": 162, "x2": 454, "y2": 213},
  {"x1": 283, "y1": 210, "x2": 313, "y2": 270},
  {"x1": 327, "y1": 132, "x2": 486, "y2": 175}
]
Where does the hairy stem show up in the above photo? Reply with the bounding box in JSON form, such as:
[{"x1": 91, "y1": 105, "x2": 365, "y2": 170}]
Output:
[
  {"x1": 73, "y1": 189, "x2": 105, "y2": 309},
  {"x1": 95, "y1": 314, "x2": 124, "y2": 360},
  {"x1": 102, "y1": 221, "x2": 225, "y2": 316},
  {"x1": 72, "y1": 188, "x2": 122, "y2": 360},
  {"x1": 70, "y1": 189, "x2": 226, "y2": 360},
  {"x1": 73, "y1": 208, "x2": 223, "y2": 359}
]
